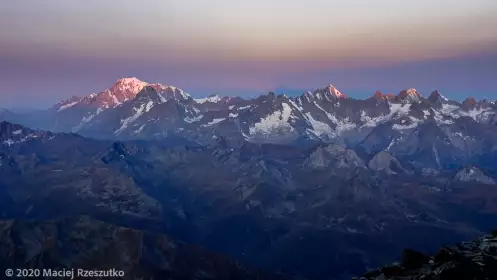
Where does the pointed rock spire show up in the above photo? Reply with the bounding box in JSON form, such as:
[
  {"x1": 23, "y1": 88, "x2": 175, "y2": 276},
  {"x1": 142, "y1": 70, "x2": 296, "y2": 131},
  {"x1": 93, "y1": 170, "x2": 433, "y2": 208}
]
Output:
[
  {"x1": 462, "y1": 97, "x2": 477, "y2": 109},
  {"x1": 371, "y1": 91, "x2": 395, "y2": 100}
]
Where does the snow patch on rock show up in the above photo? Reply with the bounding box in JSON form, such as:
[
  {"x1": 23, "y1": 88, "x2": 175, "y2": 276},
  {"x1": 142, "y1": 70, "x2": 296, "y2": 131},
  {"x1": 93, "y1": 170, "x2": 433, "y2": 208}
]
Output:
[
  {"x1": 115, "y1": 103, "x2": 147, "y2": 135},
  {"x1": 203, "y1": 118, "x2": 226, "y2": 127},
  {"x1": 195, "y1": 95, "x2": 222, "y2": 104},
  {"x1": 249, "y1": 103, "x2": 294, "y2": 136},
  {"x1": 184, "y1": 115, "x2": 204, "y2": 123},
  {"x1": 304, "y1": 112, "x2": 334, "y2": 138}
]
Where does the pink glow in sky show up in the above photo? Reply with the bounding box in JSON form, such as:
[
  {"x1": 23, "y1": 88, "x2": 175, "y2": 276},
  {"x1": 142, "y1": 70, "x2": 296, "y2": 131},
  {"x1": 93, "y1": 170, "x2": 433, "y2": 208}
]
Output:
[{"x1": 0, "y1": 0, "x2": 496, "y2": 107}]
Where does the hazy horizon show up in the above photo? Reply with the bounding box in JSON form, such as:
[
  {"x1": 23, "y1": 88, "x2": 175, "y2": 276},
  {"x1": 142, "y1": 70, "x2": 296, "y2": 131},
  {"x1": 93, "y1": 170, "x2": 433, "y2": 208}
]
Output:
[{"x1": 1, "y1": 0, "x2": 496, "y2": 107}]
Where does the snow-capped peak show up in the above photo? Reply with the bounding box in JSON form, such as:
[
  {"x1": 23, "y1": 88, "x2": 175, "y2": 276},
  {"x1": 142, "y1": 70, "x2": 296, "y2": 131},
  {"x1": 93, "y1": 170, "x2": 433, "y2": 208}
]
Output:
[
  {"x1": 108, "y1": 77, "x2": 149, "y2": 102},
  {"x1": 53, "y1": 77, "x2": 190, "y2": 112},
  {"x1": 308, "y1": 85, "x2": 348, "y2": 101},
  {"x1": 195, "y1": 94, "x2": 222, "y2": 104},
  {"x1": 397, "y1": 88, "x2": 421, "y2": 103},
  {"x1": 320, "y1": 84, "x2": 348, "y2": 99},
  {"x1": 115, "y1": 77, "x2": 145, "y2": 85},
  {"x1": 57, "y1": 77, "x2": 149, "y2": 110},
  {"x1": 112, "y1": 77, "x2": 147, "y2": 89}
]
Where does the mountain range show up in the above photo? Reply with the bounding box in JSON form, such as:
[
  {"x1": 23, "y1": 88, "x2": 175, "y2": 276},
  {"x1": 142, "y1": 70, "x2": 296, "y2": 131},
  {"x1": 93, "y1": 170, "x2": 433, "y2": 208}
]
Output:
[
  {"x1": 4, "y1": 77, "x2": 497, "y2": 176},
  {"x1": 4, "y1": 78, "x2": 497, "y2": 159},
  {"x1": 1, "y1": 78, "x2": 497, "y2": 279}
]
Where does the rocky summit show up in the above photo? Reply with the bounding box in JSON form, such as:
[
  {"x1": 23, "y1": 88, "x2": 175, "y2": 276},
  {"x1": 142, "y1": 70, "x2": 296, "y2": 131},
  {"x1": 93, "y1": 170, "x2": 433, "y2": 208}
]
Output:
[{"x1": 358, "y1": 232, "x2": 497, "y2": 280}]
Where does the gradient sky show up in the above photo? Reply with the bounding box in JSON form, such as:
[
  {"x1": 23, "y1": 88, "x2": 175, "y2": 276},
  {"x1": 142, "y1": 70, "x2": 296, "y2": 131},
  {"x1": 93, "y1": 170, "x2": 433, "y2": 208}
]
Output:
[{"x1": 1, "y1": 0, "x2": 496, "y2": 108}]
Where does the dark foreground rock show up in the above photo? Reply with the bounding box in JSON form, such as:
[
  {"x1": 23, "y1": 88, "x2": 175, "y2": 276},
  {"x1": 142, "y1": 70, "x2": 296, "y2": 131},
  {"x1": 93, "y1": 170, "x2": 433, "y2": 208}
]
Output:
[
  {"x1": 0, "y1": 216, "x2": 295, "y2": 280},
  {"x1": 357, "y1": 233, "x2": 497, "y2": 280}
]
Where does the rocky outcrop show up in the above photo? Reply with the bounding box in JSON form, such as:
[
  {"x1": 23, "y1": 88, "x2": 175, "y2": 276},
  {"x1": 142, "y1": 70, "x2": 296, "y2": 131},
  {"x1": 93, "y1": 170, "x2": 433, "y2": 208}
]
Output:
[
  {"x1": 368, "y1": 151, "x2": 406, "y2": 174},
  {"x1": 306, "y1": 144, "x2": 365, "y2": 170},
  {"x1": 454, "y1": 166, "x2": 496, "y2": 185},
  {"x1": 370, "y1": 91, "x2": 395, "y2": 103},
  {"x1": 357, "y1": 233, "x2": 497, "y2": 280},
  {"x1": 462, "y1": 97, "x2": 478, "y2": 110}
]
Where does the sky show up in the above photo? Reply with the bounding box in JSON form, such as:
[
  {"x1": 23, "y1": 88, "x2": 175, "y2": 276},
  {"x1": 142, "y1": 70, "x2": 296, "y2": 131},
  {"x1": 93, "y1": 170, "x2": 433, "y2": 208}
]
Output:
[{"x1": 1, "y1": 0, "x2": 496, "y2": 108}]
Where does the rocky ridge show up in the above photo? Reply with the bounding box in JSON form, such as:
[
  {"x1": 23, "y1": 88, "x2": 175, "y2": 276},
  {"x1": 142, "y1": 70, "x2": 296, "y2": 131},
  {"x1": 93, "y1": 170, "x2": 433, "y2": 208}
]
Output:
[
  {"x1": 358, "y1": 232, "x2": 497, "y2": 280},
  {"x1": 454, "y1": 166, "x2": 496, "y2": 185}
]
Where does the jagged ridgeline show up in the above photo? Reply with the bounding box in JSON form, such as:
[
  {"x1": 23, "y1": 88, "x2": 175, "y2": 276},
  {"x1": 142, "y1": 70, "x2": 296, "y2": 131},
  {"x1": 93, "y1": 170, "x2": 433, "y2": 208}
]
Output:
[
  {"x1": 357, "y1": 231, "x2": 497, "y2": 280},
  {"x1": 2, "y1": 78, "x2": 497, "y2": 280},
  {"x1": 3, "y1": 78, "x2": 497, "y2": 151}
]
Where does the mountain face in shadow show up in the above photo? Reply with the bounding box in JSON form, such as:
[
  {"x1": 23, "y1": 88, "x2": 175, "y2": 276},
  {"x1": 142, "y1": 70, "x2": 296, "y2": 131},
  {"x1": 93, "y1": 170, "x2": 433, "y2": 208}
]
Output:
[
  {"x1": 2, "y1": 120, "x2": 497, "y2": 279},
  {"x1": 0, "y1": 215, "x2": 293, "y2": 280}
]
